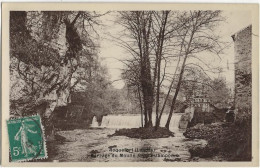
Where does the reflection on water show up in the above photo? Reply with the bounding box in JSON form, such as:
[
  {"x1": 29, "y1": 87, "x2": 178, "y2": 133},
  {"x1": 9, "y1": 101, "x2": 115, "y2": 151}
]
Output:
[{"x1": 49, "y1": 114, "x2": 207, "y2": 162}]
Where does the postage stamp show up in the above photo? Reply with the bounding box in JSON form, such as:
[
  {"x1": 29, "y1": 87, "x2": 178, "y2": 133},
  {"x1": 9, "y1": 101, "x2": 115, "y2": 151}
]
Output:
[
  {"x1": 7, "y1": 115, "x2": 47, "y2": 162},
  {"x1": 1, "y1": 2, "x2": 259, "y2": 167}
]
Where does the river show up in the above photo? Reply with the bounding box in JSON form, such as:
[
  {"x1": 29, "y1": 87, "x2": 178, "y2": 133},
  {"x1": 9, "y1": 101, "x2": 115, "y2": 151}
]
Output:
[{"x1": 48, "y1": 113, "x2": 207, "y2": 162}]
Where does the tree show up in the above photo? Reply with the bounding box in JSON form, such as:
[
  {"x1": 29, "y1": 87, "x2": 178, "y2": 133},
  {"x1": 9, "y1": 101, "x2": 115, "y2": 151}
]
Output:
[
  {"x1": 164, "y1": 11, "x2": 226, "y2": 129},
  {"x1": 117, "y1": 11, "x2": 178, "y2": 128},
  {"x1": 121, "y1": 62, "x2": 144, "y2": 126},
  {"x1": 115, "y1": 10, "x2": 226, "y2": 130},
  {"x1": 207, "y1": 78, "x2": 231, "y2": 109},
  {"x1": 117, "y1": 11, "x2": 155, "y2": 127}
]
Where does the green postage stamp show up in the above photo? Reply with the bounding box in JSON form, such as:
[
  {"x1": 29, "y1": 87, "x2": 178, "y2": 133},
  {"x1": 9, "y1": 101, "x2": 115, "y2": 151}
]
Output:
[{"x1": 7, "y1": 115, "x2": 47, "y2": 162}]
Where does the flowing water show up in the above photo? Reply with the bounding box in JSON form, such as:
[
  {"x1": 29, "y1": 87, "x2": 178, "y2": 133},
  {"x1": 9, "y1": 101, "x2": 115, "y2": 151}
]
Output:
[
  {"x1": 91, "y1": 116, "x2": 99, "y2": 127},
  {"x1": 49, "y1": 113, "x2": 207, "y2": 162},
  {"x1": 100, "y1": 114, "x2": 181, "y2": 132}
]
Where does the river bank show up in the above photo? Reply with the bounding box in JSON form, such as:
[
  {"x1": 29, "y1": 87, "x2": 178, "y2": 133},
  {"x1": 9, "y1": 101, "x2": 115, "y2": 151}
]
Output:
[{"x1": 184, "y1": 117, "x2": 251, "y2": 161}]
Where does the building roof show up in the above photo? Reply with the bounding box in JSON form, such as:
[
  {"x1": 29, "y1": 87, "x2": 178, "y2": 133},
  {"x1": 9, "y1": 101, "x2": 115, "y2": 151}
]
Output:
[{"x1": 231, "y1": 24, "x2": 252, "y2": 41}]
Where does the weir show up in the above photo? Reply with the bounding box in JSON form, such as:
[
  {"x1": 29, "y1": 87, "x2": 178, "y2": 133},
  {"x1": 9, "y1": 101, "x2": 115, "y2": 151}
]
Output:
[
  {"x1": 91, "y1": 113, "x2": 182, "y2": 132},
  {"x1": 91, "y1": 116, "x2": 99, "y2": 127}
]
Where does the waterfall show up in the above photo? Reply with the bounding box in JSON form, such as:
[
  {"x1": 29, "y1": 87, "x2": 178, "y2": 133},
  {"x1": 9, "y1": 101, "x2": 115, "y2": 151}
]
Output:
[
  {"x1": 91, "y1": 116, "x2": 99, "y2": 127},
  {"x1": 101, "y1": 115, "x2": 142, "y2": 128},
  {"x1": 159, "y1": 114, "x2": 182, "y2": 132},
  {"x1": 91, "y1": 113, "x2": 182, "y2": 132}
]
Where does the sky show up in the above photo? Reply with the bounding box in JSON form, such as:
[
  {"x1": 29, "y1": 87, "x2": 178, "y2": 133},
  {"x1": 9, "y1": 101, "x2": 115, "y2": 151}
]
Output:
[{"x1": 98, "y1": 10, "x2": 252, "y2": 90}]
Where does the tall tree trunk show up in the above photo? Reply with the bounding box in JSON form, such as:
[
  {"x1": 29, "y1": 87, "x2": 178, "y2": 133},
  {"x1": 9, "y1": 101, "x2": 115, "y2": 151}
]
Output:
[
  {"x1": 156, "y1": 36, "x2": 186, "y2": 129},
  {"x1": 137, "y1": 85, "x2": 144, "y2": 127},
  {"x1": 165, "y1": 24, "x2": 196, "y2": 129},
  {"x1": 155, "y1": 32, "x2": 162, "y2": 128},
  {"x1": 156, "y1": 54, "x2": 181, "y2": 128},
  {"x1": 142, "y1": 12, "x2": 154, "y2": 127},
  {"x1": 165, "y1": 56, "x2": 187, "y2": 129},
  {"x1": 154, "y1": 11, "x2": 169, "y2": 129}
]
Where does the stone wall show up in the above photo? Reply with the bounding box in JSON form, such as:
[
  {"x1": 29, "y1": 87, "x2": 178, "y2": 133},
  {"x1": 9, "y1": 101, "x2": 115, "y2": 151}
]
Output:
[{"x1": 232, "y1": 25, "x2": 252, "y2": 114}]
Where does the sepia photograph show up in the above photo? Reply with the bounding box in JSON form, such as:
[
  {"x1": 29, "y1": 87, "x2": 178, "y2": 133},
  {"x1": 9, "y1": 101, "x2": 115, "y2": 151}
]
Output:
[{"x1": 1, "y1": 3, "x2": 259, "y2": 166}]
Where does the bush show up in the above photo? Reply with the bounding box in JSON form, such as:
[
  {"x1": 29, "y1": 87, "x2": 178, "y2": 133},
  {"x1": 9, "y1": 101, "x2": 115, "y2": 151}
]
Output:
[
  {"x1": 111, "y1": 127, "x2": 174, "y2": 139},
  {"x1": 184, "y1": 114, "x2": 252, "y2": 161}
]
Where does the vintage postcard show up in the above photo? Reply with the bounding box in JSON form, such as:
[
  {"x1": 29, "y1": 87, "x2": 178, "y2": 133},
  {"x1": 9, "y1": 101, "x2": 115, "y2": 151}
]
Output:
[{"x1": 1, "y1": 2, "x2": 259, "y2": 167}]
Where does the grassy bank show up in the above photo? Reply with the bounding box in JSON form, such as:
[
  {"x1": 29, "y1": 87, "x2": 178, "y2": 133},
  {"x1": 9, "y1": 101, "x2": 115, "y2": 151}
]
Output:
[
  {"x1": 111, "y1": 127, "x2": 174, "y2": 139},
  {"x1": 184, "y1": 115, "x2": 251, "y2": 161}
]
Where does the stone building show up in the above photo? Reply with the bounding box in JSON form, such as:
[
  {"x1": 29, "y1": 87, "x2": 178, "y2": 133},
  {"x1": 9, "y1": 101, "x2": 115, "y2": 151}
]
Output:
[
  {"x1": 189, "y1": 85, "x2": 212, "y2": 112},
  {"x1": 231, "y1": 25, "x2": 252, "y2": 114},
  {"x1": 192, "y1": 95, "x2": 211, "y2": 112}
]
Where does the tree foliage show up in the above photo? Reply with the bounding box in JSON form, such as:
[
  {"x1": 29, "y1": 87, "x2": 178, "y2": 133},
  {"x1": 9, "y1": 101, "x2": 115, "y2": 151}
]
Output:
[{"x1": 207, "y1": 78, "x2": 231, "y2": 109}]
